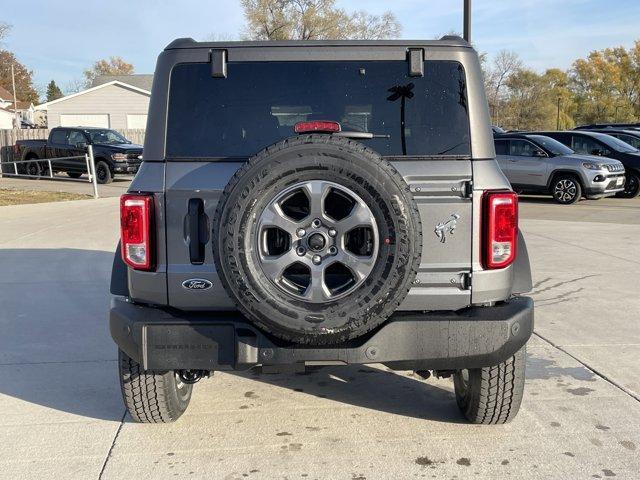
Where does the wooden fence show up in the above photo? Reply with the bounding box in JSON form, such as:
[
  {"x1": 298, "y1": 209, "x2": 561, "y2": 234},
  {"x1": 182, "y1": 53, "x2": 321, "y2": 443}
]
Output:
[{"x1": 0, "y1": 129, "x2": 146, "y2": 163}]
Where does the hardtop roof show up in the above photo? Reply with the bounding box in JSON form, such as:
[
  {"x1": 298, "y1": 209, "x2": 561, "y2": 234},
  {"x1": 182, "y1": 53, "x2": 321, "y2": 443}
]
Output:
[{"x1": 164, "y1": 36, "x2": 471, "y2": 50}]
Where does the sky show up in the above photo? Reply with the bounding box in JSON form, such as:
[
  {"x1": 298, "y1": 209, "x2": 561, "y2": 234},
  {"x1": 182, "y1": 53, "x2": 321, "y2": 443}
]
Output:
[{"x1": 3, "y1": 0, "x2": 640, "y2": 98}]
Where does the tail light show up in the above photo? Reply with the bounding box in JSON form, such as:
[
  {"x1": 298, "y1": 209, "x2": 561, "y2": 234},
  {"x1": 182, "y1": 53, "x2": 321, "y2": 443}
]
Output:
[
  {"x1": 294, "y1": 121, "x2": 341, "y2": 134},
  {"x1": 120, "y1": 194, "x2": 154, "y2": 270},
  {"x1": 482, "y1": 191, "x2": 518, "y2": 269}
]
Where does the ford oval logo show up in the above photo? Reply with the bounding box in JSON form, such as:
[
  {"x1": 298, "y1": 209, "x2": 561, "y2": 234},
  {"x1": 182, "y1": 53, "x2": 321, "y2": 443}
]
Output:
[{"x1": 182, "y1": 279, "x2": 213, "y2": 290}]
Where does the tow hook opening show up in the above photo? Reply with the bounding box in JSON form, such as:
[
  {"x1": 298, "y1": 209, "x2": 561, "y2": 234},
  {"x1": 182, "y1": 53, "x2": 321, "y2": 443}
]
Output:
[{"x1": 177, "y1": 369, "x2": 209, "y2": 384}]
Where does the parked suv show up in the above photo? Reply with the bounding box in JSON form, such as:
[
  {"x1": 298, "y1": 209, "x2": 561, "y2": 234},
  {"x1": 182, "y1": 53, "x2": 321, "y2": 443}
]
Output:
[
  {"x1": 110, "y1": 38, "x2": 534, "y2": 424},
  {"x1": 576, "y1": 128, "x2": 640, "y2": 150},
  {"x1": 531, "y1": 130, "x2": 640, "y2": 198},
  {"x1": 494, "y1": 133, "x2": 625, "y2": 204},
  {"x1": 575, "y1": 122, "x2": 640, "y2": 131}
]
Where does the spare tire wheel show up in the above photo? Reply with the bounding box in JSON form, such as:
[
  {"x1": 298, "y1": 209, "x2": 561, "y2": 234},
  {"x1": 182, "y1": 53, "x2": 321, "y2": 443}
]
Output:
[{"x1": 213, "y1": 134, "x2": 422, "y2": 345}]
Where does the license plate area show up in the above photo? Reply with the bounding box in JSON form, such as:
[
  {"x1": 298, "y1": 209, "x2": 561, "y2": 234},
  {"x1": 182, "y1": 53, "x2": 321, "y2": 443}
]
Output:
[
  {"x1": 616, "y1": 177, "x2": 624, "y2": 186},
  {"x1": 143, "y1": 324, "x2": 235, "y2": 370}
]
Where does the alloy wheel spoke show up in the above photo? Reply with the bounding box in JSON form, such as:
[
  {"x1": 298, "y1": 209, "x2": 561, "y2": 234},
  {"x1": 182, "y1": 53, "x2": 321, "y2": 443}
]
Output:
[
  {"x1": 259, "y1": 203, "x2": 301, "y2": 236},
  {"x1": 335, "y1": 201, "x2": 375, "y2": 233},
  {"x1": 260, "y1": 249, "x2": 299, "y2": 280},
  {"x1": 303, "y1": 265, "x2": 330, "y2": 302},
  {"x1": 332, "y1": 250, "x2": 376, "y2": 281},
  {"x1": 302, "y1": 181, "x2": 331, "y2": 220}
]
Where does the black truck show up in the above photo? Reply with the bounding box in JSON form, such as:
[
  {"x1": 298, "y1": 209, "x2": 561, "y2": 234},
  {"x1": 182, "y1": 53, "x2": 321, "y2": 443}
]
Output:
[{"x1": 13, "y1": 127, "x2": 143, "y2": 183}]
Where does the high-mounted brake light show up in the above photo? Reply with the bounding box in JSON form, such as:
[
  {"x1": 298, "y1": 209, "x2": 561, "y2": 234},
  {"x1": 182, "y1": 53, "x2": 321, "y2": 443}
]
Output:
[
  {"x1": 482, "y1": 191, "x2": 518, "y2": 269},
  {"x1": 294, "y1": 121, "x2": 341, "y2": 134},
  {"x1": 120, "y1": 194, "x2": 154, "y2": 271}
]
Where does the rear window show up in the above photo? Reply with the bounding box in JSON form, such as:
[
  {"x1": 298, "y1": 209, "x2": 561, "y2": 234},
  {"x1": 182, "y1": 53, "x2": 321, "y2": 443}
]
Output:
[{"x1": 166, "y1": 60, "x2": 471, "y2": 159}]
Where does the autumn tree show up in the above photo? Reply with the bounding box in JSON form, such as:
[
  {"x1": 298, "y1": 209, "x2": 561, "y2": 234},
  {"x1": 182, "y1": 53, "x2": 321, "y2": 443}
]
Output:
[
  {"x1": 0, "y1": 50, "x2": 39, "y2": 104},
  {"x1": 83, "y1": 56, "x2": 134, "y2": 87},
  {"x1": 240, "y1": 0, "x2": 401, "y2": 40},
  {"x1": 46, "y1": 80, "x2": 63, "y2": 101}
]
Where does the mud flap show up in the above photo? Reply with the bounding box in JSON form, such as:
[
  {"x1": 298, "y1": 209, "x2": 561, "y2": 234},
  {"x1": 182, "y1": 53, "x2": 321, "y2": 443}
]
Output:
[{"x1": 513, "y1": 230, "x2": 533, "y2": 294}]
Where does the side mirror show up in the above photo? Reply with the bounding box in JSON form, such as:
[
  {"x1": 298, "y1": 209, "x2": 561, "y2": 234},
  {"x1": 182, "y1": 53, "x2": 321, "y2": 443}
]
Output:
[
  {"x1": 533, "y1": 150, "x2": 546, "y2": 157},
  {"x1": 591, "y1": 149, "x2": 603, "y2": 156},
  {"x1": 76, "y1": 141, "x2": 87, "y2": 149}
]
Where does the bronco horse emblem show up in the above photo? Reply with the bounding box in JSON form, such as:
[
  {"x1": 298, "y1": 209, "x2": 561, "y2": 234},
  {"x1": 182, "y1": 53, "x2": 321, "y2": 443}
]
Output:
[{"x1": 434, "y1": 214, "x2": 461, "y2": 243}]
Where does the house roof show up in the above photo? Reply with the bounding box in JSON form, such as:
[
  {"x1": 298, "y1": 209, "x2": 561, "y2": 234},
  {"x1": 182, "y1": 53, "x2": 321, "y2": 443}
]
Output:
[
  {"x1": 0, "y1": 85, "x2": 14, "y2": 101},
  {"x1": 92, "y1": 74, "x2": 153, "y2": 91},
  {"x1": 8, "y1": 101, "x2": 33, "y2": 110},
  {"x1": 35, "y1": 80, "x2": 151, "y2": 110}
]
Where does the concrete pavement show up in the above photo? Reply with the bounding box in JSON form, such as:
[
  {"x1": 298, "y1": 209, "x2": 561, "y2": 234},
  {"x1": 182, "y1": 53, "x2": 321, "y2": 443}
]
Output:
[{"x1": 0, "y1": 196, "x2": 638, "y2": 479}]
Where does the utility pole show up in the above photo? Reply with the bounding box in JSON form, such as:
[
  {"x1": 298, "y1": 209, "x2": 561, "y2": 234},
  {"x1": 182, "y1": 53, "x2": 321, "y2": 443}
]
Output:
[
  {"x1": 556, "y1": 97, "x2": 561, "y2": 130},
  {"x1": 11, "y1": 63, "x2": 19, "y2": 129},
  {"x1": 463, "y1": 0, "x2": 471, "y2": 42}
]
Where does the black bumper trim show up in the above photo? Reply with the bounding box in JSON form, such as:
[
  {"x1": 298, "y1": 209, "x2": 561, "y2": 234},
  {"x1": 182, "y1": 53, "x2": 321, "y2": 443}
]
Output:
[{"x1": 110, "y1": 296, "x2": 534, "y2": 371}]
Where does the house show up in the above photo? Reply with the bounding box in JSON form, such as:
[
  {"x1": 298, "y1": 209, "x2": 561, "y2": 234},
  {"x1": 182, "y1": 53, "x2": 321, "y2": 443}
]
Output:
[
  {"x1": 0, "y1": 85, "x2": 13, "y2": 109},
  {"x1": 0, "y1": 107, "x2": 15, "y2": 129},
  {"x1": 35, "y1": 74, "x2": 153, "y2": 129},
  {"x1": 0, "y1": 85, "x2": 34, "y2": 126}
]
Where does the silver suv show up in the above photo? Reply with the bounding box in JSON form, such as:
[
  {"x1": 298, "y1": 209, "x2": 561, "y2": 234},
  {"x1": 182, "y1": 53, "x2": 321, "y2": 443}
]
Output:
[
  {"x1": 110, "y1": 37, "x2": 534, "y2": 425},
  {"x1": 494, "y1": 133, "x2": 625, "y2": 204}
]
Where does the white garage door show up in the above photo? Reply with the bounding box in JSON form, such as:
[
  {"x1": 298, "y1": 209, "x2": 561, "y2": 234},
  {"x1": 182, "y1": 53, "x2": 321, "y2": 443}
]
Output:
[
  {"x1": 60, "y1": 114, "x2": 110, "y2": 128},
  {"x1": 126, "y1": 114, "x2": 148, "y2": 129}
]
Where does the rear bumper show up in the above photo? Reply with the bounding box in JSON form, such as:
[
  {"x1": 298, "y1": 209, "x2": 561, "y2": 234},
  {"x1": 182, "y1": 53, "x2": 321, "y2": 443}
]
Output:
[{"x1": 110, "y1": 296, "x2": 534, "y2": 372}]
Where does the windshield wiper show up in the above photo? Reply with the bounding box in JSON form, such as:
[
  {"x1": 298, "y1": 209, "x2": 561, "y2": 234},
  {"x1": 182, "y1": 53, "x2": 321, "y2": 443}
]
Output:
[{"x1": 334, "y1": 131, "x2": 391, "y2": 140}]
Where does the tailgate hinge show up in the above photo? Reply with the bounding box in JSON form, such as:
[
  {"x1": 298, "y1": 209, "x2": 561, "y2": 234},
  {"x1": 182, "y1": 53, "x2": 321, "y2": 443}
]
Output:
[
  {"x1": 461, "y1": 272, "x2": 472, "y2": 290},
  {"x1": 210, "y1": 49, "x2": 227, "y2": 78}
]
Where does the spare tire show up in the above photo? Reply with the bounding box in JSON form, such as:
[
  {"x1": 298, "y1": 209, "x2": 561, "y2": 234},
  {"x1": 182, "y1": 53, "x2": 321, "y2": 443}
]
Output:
[{"x1": 213, "y1": 134, "x2": 422, "y2": 345}]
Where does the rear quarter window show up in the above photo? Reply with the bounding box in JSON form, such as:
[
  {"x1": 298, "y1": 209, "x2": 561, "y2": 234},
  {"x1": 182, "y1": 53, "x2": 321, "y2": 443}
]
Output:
[{"x1": 166, "y1": 60, "x2": 471, "y2": 159}]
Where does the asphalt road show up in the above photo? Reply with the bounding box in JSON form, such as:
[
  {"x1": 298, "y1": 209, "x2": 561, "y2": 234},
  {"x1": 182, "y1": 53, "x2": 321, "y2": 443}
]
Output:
[{"x1": 0, "y1": 193, "x2": 638, "y2": 480}]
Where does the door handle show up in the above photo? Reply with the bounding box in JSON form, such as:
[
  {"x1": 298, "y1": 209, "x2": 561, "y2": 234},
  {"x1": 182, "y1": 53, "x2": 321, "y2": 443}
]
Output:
[{"x1": 186, "y1": 198, "x2": 208, "y2": 264}]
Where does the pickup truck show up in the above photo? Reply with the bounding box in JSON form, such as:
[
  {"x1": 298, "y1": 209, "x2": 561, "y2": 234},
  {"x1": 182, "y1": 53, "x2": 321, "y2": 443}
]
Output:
[{"x1": 13, "y1": 127, "x2": 143, "y2": 183}]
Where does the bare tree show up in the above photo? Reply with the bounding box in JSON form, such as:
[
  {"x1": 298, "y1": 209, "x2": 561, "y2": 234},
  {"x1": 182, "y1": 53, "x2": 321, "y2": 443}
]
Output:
[
  {"x1": 485, "y1": 50, "x2": 522, "y2": 125},
  {"x1": 0, "y1": 21, "x2": 10, "y2": 43},
  {"x1": 240, "y1": 0, "x2": 401, "y2": 40},
  {"x1": 348, "y1": 11, "x2": 401, "y2": 40},
  {"x1": 65, "y1": 78, "x2": 86, "y2": 94}
]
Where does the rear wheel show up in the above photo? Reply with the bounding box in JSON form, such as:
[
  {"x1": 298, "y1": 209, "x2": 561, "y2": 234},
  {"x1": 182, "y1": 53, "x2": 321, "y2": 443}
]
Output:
[
  {"x1": 453, "y1": 345, "x2": 526, "y2": 424},
  {"x1": 118, "y1": 350, "x2": 192, "y2": 423},
  {"x1": 25, "y1": 160, "x2": 42, "y2": 178},
  {"x1": 551, "y1": 175, "x2": 581, "y2": 204}
]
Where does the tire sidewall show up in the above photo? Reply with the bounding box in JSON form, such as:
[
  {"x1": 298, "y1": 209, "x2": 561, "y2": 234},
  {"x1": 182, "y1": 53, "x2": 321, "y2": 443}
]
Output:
[
  {"x1": 620, "y1": 172, "x2": 640, "y2": 198},
  {"x1": 214, "y1": 136, "x2": 422, "y2": 344},
  {"x1": 96, "y1": 160, "x2": 113, "y2": 184}
]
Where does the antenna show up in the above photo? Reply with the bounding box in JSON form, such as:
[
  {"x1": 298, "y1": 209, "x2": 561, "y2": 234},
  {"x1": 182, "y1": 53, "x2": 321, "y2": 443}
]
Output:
[{"x1": 463, "y1": 0, "x2": 471, "y2": 42}]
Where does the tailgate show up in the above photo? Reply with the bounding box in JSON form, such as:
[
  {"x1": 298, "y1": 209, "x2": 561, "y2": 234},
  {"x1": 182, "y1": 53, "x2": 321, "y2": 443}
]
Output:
[{"x1": 164, "y1": 159, "x2": 472, "y2": 312}]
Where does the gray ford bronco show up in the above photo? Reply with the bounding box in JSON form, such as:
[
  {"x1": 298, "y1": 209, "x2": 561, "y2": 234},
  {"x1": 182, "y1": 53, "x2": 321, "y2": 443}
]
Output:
[{"x1": 110, "y1": 37, "x2": 534, "y2": 424}]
